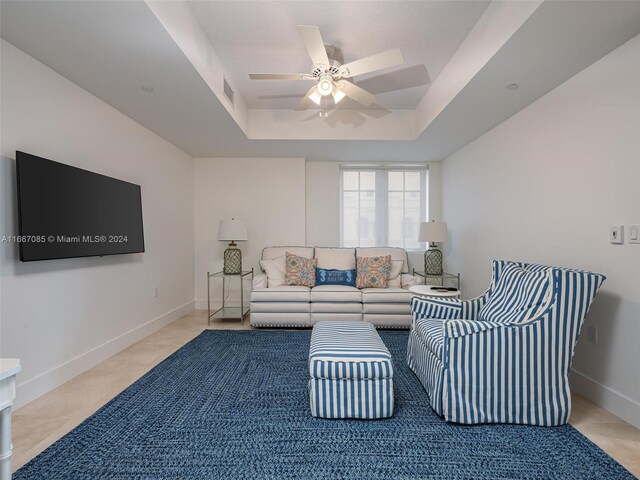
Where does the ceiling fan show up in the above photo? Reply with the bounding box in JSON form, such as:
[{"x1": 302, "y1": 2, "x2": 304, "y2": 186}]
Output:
[{"x1": 249, "y1": 25, "x2": 404, "y2": 109}]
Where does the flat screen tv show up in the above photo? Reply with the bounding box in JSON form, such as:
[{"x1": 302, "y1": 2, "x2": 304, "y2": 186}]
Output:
[{"x1": 16, "y1": 151, "x2": 145, "y2": 261}]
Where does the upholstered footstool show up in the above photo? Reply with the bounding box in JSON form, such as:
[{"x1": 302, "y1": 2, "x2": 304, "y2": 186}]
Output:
[{"x1": 308, "y1": 321, "x2": 394, "y2": 419}]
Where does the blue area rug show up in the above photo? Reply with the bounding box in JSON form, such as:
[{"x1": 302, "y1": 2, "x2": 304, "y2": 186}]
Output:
[{"x1": 15, "y1": 330, "x2": 634, "y2": 479}]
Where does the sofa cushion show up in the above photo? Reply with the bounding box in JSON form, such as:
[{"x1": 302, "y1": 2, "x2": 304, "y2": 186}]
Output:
[
  {"x1": 259, "y1": 256, "x2": 286, "y2": 287},
  {"x1": 363, "y1": 303, "x2": 410, "y2": 315},
  {"x1": 314, "y1": 247, "x2": 356, "y2": 270},
  {"x1": 310, "y1": 285, "x2": 362, "y2": 303},
  {"x1": 356, "y1": 247, "x2": 409, "y2": 273},
  {"x1": 285, "y1": 252, "x2": 317, "y2": 287},
  {"x1": 387, "y1": 260, "x2": 404, "y2": 288},
  {"x1": 361, "y1": 287, "x2": 411, "y2": 303},
  {"x1": 311, "y1": 302, "x2": 363, "y2": 313},
  {"x1": 356, "y1": 255, "x2": 391, "y2": 288},
  {"x1": 414, "y1": 318, "x2": 445, "y2": 358},
  {"x1": 251, "y1": 286, "x2": 310, "y2": 303},
  {"x1": 479, "y1": 262, "x2": 553, "y2": 324},
  {"x1": 250, "y1": 302, "x2": 311, "y2": 313}
]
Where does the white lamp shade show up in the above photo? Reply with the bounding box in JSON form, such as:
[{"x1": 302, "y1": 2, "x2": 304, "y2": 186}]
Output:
[
  {"x1": 218, "y1": 219, "x2": 248, "y2": 242},
  {"x1": 419, "y1": 221, "x2": 448, "y2": 243}
]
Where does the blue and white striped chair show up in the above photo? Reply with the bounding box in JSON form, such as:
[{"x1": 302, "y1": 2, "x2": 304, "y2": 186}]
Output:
[{"x1": 407, "y1": 260, "x2": 605, "y2": 426}]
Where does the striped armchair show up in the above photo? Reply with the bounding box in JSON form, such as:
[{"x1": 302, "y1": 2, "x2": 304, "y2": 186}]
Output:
[{"x1": 407, "y1": 260, "x2": 605, "y2": 426}]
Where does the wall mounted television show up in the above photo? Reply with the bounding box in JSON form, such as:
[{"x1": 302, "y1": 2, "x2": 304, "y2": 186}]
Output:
[{"x1": 16, "y1": 151, "x2": 145, "y2": 261}]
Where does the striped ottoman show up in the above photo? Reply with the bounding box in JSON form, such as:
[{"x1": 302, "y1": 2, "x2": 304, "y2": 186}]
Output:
[{"x1": 309, "y1": 321, "x2": 394, "y2": 419}]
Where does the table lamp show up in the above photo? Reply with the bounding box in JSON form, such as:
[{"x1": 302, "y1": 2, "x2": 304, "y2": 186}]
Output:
[
  {"x1": 418, "y1": 221, "x2": 448, "y2": 275},
  {"x1": 218, "y1": 219, "x2": 248, "y2": 274}
]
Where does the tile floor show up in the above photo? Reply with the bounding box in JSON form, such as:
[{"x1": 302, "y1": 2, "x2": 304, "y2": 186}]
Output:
[{"x1": 11, "y1": 310, "x2": 640, "y2": 476}]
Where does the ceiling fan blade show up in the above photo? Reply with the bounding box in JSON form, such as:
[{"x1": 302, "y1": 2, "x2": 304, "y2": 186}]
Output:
[
  {"x1": 338, "y1": 48, "x2": 404, "y2": 78},
  {"x1": 249, "y1": 73, "x2": 312, "y2": 80},
  {"x1": 295, "y1": 86, "x2": 319, "y2": 111},
  {"x1": 297, "y1": 25, "x2": 330, "y2": 69},
  {"x1": 336, "y1": 80, "x2": 376, "y2": 106}
]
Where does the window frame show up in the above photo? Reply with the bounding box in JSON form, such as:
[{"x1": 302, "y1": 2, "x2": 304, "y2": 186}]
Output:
[{"x1": 339, "y1": 165, "x2": 429, "y2": 252}]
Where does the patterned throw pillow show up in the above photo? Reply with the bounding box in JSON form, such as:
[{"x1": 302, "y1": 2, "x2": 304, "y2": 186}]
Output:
[
  {"x1": 356, "y1": 255, "x2": 392, "y2": 289},
  {"x1": 285, "y1": 252, "x2": 317, "y2": 287}
]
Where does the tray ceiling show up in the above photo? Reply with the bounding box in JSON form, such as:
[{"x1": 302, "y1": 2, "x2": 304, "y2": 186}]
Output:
[
  {"x1": 2, "y1": 1, "x2": 640, "y2": 160},
  {"x1": 187, "y1": 0, "x2": 490, "y2": 110}
]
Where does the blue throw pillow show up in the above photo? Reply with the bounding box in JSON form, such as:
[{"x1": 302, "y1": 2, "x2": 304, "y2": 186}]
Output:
[{"x1": 315, "y1": 268, "x2": 356, "y2": 287}]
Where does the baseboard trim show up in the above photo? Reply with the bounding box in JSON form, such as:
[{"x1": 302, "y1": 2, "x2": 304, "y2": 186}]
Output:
[
  {"x1": 571, "y1": 368, "x2": 640, "y2": 429},
  {"x1": 194, "y1": 299, "x2": 209, "y2": 310},
  {"x1": 14, "y1": 300, "x2": 195, "y2": 410}
]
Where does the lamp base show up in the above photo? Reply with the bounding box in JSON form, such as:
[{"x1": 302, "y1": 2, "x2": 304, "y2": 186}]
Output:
[
  {"x1": 223, "y1": 246, "x2": 242, "y2": 275},
  {"x1": 424, "y1": 247, "x2": 443, "y2": 275}
]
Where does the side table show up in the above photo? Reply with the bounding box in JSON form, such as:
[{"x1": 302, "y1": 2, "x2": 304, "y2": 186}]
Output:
[
  {"x1": 412, "y1": 269, "x2": 460, "y2": 290},
  {"x1": 207, "y1": 269, "x2": 254, "y2": 325}
]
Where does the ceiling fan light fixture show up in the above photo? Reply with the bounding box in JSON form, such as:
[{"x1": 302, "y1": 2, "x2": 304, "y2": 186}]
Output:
[
  {"x1": 309, "y1": 88, "x2": 322, "y2": 105},
  {"x1": 317, "y1": 75, "x2": 333, "y2": 96},
  {"x1": 331, "y1": 88, "x2": 346, "y2": 104},
  {"x1": 249, "y1": 25, "x2": 405, "y2": 112}
]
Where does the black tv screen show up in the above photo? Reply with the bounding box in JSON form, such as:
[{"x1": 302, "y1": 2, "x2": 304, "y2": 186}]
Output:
[{"x1": 16, "y1": 151, "x2": 145, "y2": 261}]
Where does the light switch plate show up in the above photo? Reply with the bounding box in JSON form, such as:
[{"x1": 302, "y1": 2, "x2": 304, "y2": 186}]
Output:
[
  {"x1": 629, "y1": 225, "x2": 640, "y2": 244},
  {"x1": 610, "y1": 225, "x2": 624, "y2": 244}
]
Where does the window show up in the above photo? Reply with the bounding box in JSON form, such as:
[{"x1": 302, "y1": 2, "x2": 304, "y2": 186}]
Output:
[{"x1": 340, "y1": 166, "x2": 428, "y2": 251}]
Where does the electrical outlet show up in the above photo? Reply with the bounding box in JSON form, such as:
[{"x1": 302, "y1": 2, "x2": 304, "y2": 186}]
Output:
[
  {"x1": 586, "y1": 325, "x2": 598, "y2": 344},
  {"x1": 154, "y1": 287, "x2": 159, "y2": 298}
]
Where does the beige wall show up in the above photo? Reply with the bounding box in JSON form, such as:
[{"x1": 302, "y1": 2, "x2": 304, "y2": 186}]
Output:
[
  {"x1": 0, "y1": 40, "x2": 195, "y2": 408},
  {"x1": 441, "y1": 34, "x2": 640, "y2": 427},
  {"x1": 194, "y1": 157, "x2": 306, "y2": 308}
]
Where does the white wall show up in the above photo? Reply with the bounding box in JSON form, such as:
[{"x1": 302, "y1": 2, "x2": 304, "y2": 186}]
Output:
[
  {"x1": 0, "y1": 40, "x2": 195, "y2": 408},
  {"x1": 306, "y1": 162, "x2": 340, "y2": 247},
  {"x1": 194, "y1": 157, "x2": 306, "y2": 308},
  {"x1": 441, "y1": 34, "x2": 640, "y2": 427}
]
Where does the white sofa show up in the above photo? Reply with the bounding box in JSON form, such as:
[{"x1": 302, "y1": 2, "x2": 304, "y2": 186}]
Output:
[{"x1": 250, "y1": 246, "x2": 423, "y2": 328}]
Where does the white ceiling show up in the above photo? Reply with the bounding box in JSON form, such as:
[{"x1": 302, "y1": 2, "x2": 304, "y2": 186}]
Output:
[
  {"x1": 187, "y1": 0, "x2": 490, "y2": 110},
  {"x1": 2, "y1": 1, "x2": 640, "y2": 161}
]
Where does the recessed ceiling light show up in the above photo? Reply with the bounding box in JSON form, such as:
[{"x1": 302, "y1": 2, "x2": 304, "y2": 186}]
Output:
[
  {"x1": 141, "y1": 85, "x2": 154, "y2": 93},
  {"x1": 506, "y1": 83, "x2": 519, "y2": 91}
]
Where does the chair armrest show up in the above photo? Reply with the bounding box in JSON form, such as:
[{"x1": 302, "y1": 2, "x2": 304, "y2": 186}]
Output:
[
  {"x1": 444, "y1": 319, "x2": 505, "y2": 338},
  {"x1": 460, "y1": 288, "x2": 491, "y2": 320},
  {"x1": 401, "y1": 273, "x2": 424, "y2": 288},
  {"x1": 252, "y1": 273, "x2": 268, "y2": 290},
  {"x1": 445, "y1": 306, "x2": 554, "y2": 339},
  {"x1": 411, "y1": 296, "x2": 462, "y2": 321}
]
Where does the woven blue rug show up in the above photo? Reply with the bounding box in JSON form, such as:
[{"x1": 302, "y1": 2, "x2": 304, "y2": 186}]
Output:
[{"x1": 15, "y1": 330, "x2": 634, "y2": 479}]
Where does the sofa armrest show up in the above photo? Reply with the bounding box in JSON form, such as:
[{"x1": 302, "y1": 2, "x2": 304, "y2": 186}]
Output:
[
  {"x1": 401, "y1": 273, "x2": 423, "y2": 288},
  {"x1": 252, "y1": 273, "x2": 268, "y2": 290}
]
